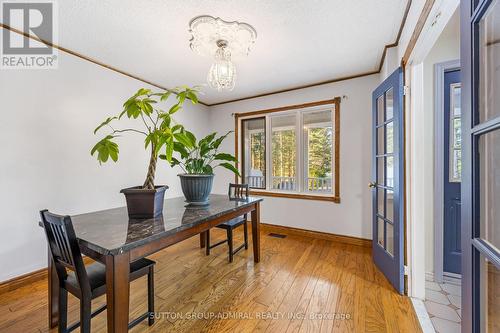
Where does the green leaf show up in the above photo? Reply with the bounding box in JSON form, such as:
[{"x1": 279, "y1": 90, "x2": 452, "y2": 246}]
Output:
[
  {"x1": 91, "y1": 135, "x2": 119, "y2": 164},
  {"x1": 199, "y1": 132, "x2": 216, "y2": 147},
  {"x1": 214, "y1": 153, "x2": 237, "y2": 162},
  {"x1": 212, "y1": 131, "x2": 232, "y2": 149},
  {"x1": 185, "y1": 131, "x2": 197, "y2": 147},
  {"x1": 173, "y1": 142, "x2": 189, "y2": 158},
  {"x1": 217, "y1": 162, "x2": 240, "y2": 176},
  {"x1": 160, "y1": 91, "x2": 172, "y2": 101},
  {"x1": 93, "y1": 116, "x2": 117, "y2": 134},
  {"x1": 187, "y1": 91, "x2": 198, "y2": 104},
  {"x1": 202, "y1": 164, "x2": 213, "y2": 174},
  {"x1": 174, "y1": 132, "x2": 194, "y2": 149},
  {"x1": 177, "y1": 91, "x2": 186, "y2": 105},
  {"x1": 165, "y1": 139, "x2": 174, "y2": 162},
  {"x1": 168, "y1": 103, "x2": 181, "y2": 115}
]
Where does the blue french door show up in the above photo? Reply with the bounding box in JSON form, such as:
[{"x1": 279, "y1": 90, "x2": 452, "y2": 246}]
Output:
[
  {"x1": 371, "y1": 67, "x2": 404, "y2": 294},
  {"x1": 461, "y1": 0, "x2": 500, "y2": 331}
]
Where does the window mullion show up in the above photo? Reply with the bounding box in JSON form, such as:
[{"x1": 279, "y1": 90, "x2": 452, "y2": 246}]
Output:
[
  {"x1": 297, "y1": 110, "x2": 303, "y2": 193},
  {"x1": 265, "y1": 114, "x2": 271, "y2": 191}
]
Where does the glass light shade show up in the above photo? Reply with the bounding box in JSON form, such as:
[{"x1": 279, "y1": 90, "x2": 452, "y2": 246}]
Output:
[{"x1": 207, "y1": 47, "x2": 236, "y2": 91}]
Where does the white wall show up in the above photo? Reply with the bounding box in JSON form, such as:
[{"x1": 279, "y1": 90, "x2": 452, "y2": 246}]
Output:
[
  {"x1": 422, "y1": 11, "x2": 460, "y2": 273},
  {"x1": 0, "y1": 51, "x2": 210, "y2": 282},
  {"x1": 209, "y1": 75, "x2": 379, "y2": 239}
]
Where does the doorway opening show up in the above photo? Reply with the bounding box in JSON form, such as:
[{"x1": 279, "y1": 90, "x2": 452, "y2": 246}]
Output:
[{"x1": 421, "y1": 9, "x2": 462, "y2": 332}]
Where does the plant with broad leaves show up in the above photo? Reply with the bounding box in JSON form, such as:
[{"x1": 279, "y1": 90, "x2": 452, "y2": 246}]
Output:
[
  {"x1": 160, "y1": 131, "x2": 240, "y2": 176},
  {"x1": 91, "y1": 86, "x2": 200, "y2": 189}
]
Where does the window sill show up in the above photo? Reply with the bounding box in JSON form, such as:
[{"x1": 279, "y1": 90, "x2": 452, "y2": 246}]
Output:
[{"x1": 248, "y1": 190, "x2": 340, "y2": 203}]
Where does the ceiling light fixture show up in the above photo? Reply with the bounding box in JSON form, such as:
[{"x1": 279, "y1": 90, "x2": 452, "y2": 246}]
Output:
[{"x1": 189, "y1": 15, "x2": 257, "y2": 92}]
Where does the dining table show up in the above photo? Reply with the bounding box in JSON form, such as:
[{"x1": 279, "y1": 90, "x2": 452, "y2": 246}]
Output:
[{"x1": 42, "y1": 194, "x2": 263, "y2": 333}]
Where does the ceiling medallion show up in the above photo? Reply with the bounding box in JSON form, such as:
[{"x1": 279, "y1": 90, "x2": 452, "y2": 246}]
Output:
[{"x1": 189, "y1": 15, "x2": 257, "y2": 91}]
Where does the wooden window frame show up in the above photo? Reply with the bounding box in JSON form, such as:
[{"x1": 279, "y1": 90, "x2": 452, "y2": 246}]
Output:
[{"x1": 234, "y1": 98, "x2": 341, "y2": 203}]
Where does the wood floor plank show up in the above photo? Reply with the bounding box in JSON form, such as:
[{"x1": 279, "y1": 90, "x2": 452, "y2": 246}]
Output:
[{"x1": 0, "y1": 228, "x2": 422, "y2": 333}]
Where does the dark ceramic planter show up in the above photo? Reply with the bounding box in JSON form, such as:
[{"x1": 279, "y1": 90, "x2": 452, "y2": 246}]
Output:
[
  {"x1": 178, "y1": 174, "x2": 214, "y2": 206},
  {"x1": 120, "y1": 185, "x2": 168, "y2": 219}
]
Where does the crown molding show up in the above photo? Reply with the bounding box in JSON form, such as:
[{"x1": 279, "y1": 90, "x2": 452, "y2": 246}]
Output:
[
  {"x1": 0, "y1": 23, "x2": 208, "y2": 106},
  {"x1": 1, "y1": 0, "x2": 411, "y2": 107}
]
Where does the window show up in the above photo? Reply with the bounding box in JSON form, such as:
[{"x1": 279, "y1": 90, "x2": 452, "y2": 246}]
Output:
[
  {"x1": 449, "y1": 83, "x2": 462, "y2": 182},
  {"x1": 237, "y1": 99, "x2": 340, "y2": 202}
]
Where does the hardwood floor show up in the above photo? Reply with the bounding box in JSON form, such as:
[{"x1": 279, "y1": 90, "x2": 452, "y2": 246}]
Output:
[{"x1": 0, "y1": 227, "x2": 422, "y2": 332}]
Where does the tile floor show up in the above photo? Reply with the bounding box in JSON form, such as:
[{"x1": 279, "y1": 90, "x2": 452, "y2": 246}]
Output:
[{"x1": 425, "y1": 277, "x2": 461, "y2": 333}]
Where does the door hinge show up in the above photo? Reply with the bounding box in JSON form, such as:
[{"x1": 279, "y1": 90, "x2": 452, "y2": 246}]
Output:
[
  {"x1": 404, "y1": 265, "x2": 409, "y2": 276},
  {"x1": 403, "y1": 85, "x2": 410, "y2": 96}
]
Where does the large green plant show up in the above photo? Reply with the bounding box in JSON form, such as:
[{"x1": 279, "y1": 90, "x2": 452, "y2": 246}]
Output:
[
  {"x1": 161, "y1": 131, "x2": 240, "y2": 176},
  {"x1": 91, "y1": 86, "x2": 200, "y2": 189}
]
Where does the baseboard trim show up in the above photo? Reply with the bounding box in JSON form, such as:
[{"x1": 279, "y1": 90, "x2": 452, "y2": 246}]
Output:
[
  {"x1": 0, "y1": 267, "x2": 48, "y2": 295},
  {"x1": 0, "y1": 257, "x2": 94, "y2": 295},
  {"x1": 261, "y1": 223, "x2": 371, "y2": 248}
]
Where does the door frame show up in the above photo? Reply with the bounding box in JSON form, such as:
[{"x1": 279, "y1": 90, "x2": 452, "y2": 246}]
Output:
[
  {"x1": 433, "y1": 59, "x2": 461, "y2": 283},
  {"x1": 403, "y1": 0, "x2": 460, "y2": 299}
]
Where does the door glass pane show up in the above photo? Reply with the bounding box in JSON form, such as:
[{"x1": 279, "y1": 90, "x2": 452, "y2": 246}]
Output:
[
  {"x1": 303, "y1": 110, "x2": 333, "y2": 193},
  {"x1": 377, "y1": 95, "x2": 385, "y2": 125},
  {"x1": 478, "y1": 0, "x2": 500, "y2": 122},
  {"x1": 377, "y1": 126, "x2": 385, "y2": 154},
  {"x1": 479, "y1": 130, "x2": 500, "y2": 251},
  {"x1": 377, "y1": 187, "x2": 385, "y2": 217},
  {"x1": 386, "y1": 121, "x2": 394, "y2": 154},
  {"x1": 387, "y1": 192, "x2": 394, "y2": 222},
  {"x1": 377, "y1": 157, "x2": 385, "y2": 185},
  {"x1": 271, "y1": 114, "x2": 296, "y2": 191},
  {"x1": 386, "y1": 222, "x2": 394, "y2": 256},
  {"x1": 378, "y1": 218, "x2": 385, "y2": 247},
  {"x1": 386, "y1": 88, "x2": 394, "y2": 120},
  {"x1": 242, "y1": 118, "x2": 266, "y2": 189},
  {"x1": 450, "y1": 84, "x2": 462, "y2": 183},
  {"x1": 479, "y1": 254, "x2": 500, "y2": 332},
  {"x1": 386, "y1": 156, "x2": 394, "y2": 189}
]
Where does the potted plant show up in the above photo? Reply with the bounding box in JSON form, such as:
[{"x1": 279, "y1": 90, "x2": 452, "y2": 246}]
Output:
[
  {"x1": 161, "y1": 131, "x2": 240, "y2": 205},
  {"x1": 91, "y1": 86, "x2": 199, "y2": 218}
]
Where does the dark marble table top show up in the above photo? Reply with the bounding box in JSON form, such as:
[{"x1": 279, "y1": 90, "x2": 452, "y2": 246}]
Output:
[{"x1": 53, "y1": 194, "x2": 262, "y2": 256}]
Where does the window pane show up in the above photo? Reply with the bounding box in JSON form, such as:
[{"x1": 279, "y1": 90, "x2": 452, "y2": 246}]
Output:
[
  {"x1": 479, "y1": 130, "x2": 500, "y2": 251},
  {"x1": 377, "y1": 95, "x2": 385, "y2": 125},
  {"x1": 478, "y1": 0, "x2": 500, "y2": 122},
  {"x1": 479, "y1": 254, "x2": 500, "y2": 332},
  {"x1": 386, "y1": 156, "x2": 394, "y2": 189},
  {"x1": 272, "y1": 114, "x2": 296, "y2": 191},
  {"x1": 303, "y1": 110, "x2": 333, "y2": 192},
  {"x1": 386, "y1": 222, "x2": 394, "y2": 256},
  {"x1": 377, "y1": 157, "x2": 385, "y2": 185},
  {"x1": 386, "y1": 121, "x2": 394, "y2": 154},
  {"x1": 378, "y1": 218, "x2": 385, "y2": 247},
  {"x1": 449, "y1": 85, "x2": 462, "y2": 183},
  {"x1": 387, "y1": 191, "x2": 394, "y2": 222},
  {"x1": 242, "y1": 118, "x2": 266, "y2": 189},
  {"x1": 377, "y1": 187, "x2": 385, "y2": 217},
  {"x1": 386, "y1": 88, "x2": 394, "y2": 120},
  {"x1": 377, "y1": 126, "x2": 385, "y2": 155}
]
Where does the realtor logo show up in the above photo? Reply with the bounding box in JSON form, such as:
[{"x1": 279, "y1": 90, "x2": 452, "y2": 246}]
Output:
[{"x1": 1, "y1": 1, "x2": 58, "y2": 69}]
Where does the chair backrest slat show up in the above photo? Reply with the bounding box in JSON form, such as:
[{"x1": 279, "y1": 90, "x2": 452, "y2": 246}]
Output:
[
  {"x1": 40, "y1": 210, "x2": 91, "y2": 293},
  {"x1": 228, "y1": 183, "x2": 249, "y2": 200}
]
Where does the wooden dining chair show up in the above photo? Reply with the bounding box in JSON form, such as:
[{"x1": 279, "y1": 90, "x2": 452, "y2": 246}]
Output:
[
  {"x1": 40, "y1": 210, "x2": 155, "y2": 333},
  {"x1": 205, "y1": 184, "x2": 249, "y2": 262}
]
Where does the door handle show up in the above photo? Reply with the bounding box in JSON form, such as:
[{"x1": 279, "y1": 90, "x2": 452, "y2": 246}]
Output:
[{"x1": 368, "y1": 182, "x2": 377, "y2": 188}]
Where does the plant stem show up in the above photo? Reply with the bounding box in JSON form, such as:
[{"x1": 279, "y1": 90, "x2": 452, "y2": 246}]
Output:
[{"x1": 143, "y1": 145, "x2": 157, "y2": 189}]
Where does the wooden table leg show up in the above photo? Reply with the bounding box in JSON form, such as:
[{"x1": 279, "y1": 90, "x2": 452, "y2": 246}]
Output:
[
  {"x1": 105, "y1": 252, "x2": 130, "y2": 333},
  {"x1": 200, "y1": 232, "x2": 206, "y2": 248},
  {"x1": 48, "y1": 247, "x2": 59, "y2": 328},
  {"x1": 251, "y1": 202, "x2": 261, "y2": 263}
]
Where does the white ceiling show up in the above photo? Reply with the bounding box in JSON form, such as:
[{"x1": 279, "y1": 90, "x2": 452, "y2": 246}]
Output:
[{"x1": 55, "y1": 0, "x2": 408, "y2": 104}]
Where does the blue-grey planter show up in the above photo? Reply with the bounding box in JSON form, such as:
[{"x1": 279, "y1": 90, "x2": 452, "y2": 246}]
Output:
[{"x1": 178, "y1": 174, "x2": 214, "y2": 206}]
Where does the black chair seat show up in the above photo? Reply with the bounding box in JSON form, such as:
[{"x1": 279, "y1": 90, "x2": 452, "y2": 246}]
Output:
[
  {"x1": 65, "y1": 258, "x2": 155, "y2": 298},
  {"x1": 217, "y1": 216, "x2": 246, "y2": 228}
]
